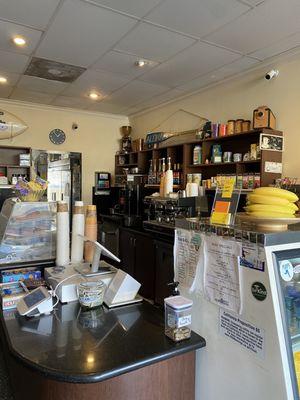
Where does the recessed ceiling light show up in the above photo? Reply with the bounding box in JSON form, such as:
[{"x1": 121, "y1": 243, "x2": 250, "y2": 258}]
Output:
[
  {"x1": 89, "y1": 92, "x2": 100, "y2": 100},
  {"x1": 135, "y1": 60, "x2": 147, "y2": 68},
  {"x1": 13, "y1": 36, "x2": 26, "y2": 46},
  {"x1": 0, "y1": 76, "x2": 7, "y2": 84}
]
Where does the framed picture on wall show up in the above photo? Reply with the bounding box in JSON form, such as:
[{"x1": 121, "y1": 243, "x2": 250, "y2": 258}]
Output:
[{"x1": 259, "y1": 133, "x2": 284, "y2": 152}]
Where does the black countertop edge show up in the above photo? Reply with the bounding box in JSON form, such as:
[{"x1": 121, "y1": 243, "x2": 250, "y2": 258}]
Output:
[{"x1": 2, "y1": 321, "x2": 205, "y2": 384}]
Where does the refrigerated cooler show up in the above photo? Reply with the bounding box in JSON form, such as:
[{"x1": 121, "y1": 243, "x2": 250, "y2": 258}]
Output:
[{"x1": 174, "y1": 219, "x2": 300, "y2": 400}]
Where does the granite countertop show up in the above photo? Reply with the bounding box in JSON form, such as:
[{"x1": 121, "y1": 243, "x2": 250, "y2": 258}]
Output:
[{"x1": 0, "y1": 301, "x2": 205, "y2": 383}]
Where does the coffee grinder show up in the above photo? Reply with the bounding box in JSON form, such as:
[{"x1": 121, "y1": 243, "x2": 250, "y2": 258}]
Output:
[{"x1": 120, "y1": 126, "x2": 132, "y2": 153}]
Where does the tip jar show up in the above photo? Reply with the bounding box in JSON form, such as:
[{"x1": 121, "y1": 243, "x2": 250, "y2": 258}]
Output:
[{"x1": 164, "y1": 296, "x2": 193, "y2": 342}]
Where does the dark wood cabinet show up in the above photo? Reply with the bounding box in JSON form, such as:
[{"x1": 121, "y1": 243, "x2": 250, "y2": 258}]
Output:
[
  {"x1": 154, "y1": 240, "x2": 174, "y2": 305},
  {"x1": 119, "y1": 229, "x2": 135, "y2": 276},
  {"x1": 119, "y1": 228, "x2": 155, "y2": 300}
]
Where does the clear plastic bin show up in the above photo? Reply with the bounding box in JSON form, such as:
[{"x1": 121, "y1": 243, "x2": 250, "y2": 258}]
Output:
[{"x1": 164, "y1": 295, "x2": 193, "y2": 342}]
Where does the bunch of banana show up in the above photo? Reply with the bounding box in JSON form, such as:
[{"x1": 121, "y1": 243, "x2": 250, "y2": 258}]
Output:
[{"x1": 245, "y1": 187, "x2": 299, "y2": 218}]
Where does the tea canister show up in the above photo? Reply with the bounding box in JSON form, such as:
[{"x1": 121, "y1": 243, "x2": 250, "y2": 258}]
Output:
[
  {"x1": 219, "y1": 124, "x2": 227, "y2": 136},
  {"x1": 164, "y1": 296, "x2": 193, "y2": 342},
  {"x1": 242, "y1": 120, "x2": 251, "y2": 132},
  {"x1": 227, "y1": 120, "x2": 235, "y2": 135},
  {"x1": 235, "y1": 119, "x2": 244, "y2": 133}
]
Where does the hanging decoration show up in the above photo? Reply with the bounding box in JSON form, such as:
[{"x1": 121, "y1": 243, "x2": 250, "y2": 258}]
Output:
[{"x1": 0, "y1": 109, "x2": 28, "y2": 140}]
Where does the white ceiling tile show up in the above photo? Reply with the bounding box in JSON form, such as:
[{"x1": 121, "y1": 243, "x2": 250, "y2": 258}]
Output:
[
  {"x1": 115, "y1": 22, "x2": 196, "y2": 62},
  {"x1": 51, "y1": 95, "x2": 92, "y2": 109},
  {"x1": 36, "y1": 0, "x2": 137, "y2": 67},
  {"x1": 250, "y1": 32, "x2": 300, "y2": 60},
  {"x1": 0, "y1": 20, "x2": 42, "y2": 55},
  {"x1": 140, "y1": 41, "x2": 241, "y2": 87},
  {"x1": 205, "y1": 0, "x2": 300, "y2": 54},
  {"x1": 61, "y1": 69, "x2": 130, "y2": 97},
  {"x1": 0, "y1": 50, "x2": 29, "y2": 73},
  {"x1": 0, "y1": 70, "x2": 20, "y2": 86},
  {"x1": 145, "y1": 0, "x2": 249, "y2": 38},
  {"x1": 177, "y1": 57, "x2": 260, "y2": 91},
  {"x1": 92, "y1": 50, "x2": 158, "y2": 78},
  {"x1": 17, "y1": 75, "x2": 68, "y2": 94},
  {"x1": 81, "y1": 0, "x2": 162, "y2": 18},
  {"x1": 105, "y1": 80, "x2": 169, "y2": 107},
  {"x1": 136, "y1": 88, "x2": 186, "y2": 109},
  {"x1": 0, "y1": 85, "x2": 14, "y2": 98},
  {"x1": 0, "y1": 0, "x2": 60, "y2": 30},
  {"x1": 88, "y1": 101, "x2": 127, "y2": 114},
  {"x1": 10, "y1": 88, "x2": 56, "y2": 104}
]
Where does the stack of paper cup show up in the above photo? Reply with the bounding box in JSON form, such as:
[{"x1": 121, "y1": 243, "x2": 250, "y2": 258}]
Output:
[
  {"x1": 56, "y1": 201, "x2": 70, "y2": 267},
  {"x1": 71, "y1": 201, "x2": 85, "y2": 263}
]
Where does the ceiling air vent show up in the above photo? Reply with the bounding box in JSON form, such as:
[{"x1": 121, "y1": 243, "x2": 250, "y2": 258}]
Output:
[{"x1": 25, "y1": 57, "x2": 86, "y2": 83}]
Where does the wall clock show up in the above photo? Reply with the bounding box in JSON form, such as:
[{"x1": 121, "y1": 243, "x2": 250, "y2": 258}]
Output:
[{"x1": 49, "y1": 128, "x2": 66, "y2": 145}]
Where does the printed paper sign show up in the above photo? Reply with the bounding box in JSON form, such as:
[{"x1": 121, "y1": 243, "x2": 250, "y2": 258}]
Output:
[
  {"x1": 219, "y1": 310, "x2": 265, "y2": 358},
  {"x1": 203, "y1": 236, "x2": 242, "y2": 314},
  {"x1": 264, "y1": 161, "x2": 282, "y2": 174}
]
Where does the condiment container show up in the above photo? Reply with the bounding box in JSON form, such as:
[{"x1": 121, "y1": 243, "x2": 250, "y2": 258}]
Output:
[
  {"x1": 78, "y1": 280, "x2": 106, "y2": 309},
  {"x1": 235, "y1": 119, "x2": 244, "y2": 133},
  {"x1": 227, "y1": 120, "x2": 235, "y2": 135},
  {"x1": 242, "y1": 120, "x2": 251, "y2": 132},
  {"x1": 164, "y1": 296, "x2": 193, "y2": 342}
]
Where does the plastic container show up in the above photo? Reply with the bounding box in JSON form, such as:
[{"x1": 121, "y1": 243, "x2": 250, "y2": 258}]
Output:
[
  {"x1": 164, "y1": 295, "x2": 193, "y2": 342},
  {"x1": 78, "y1": 280, "x2": 106, "y2": 309}
]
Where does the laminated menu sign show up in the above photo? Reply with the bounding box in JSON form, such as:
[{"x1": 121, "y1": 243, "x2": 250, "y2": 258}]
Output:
[
  {"x1": 203, "y1": 235, "x2": 242, "y2": 314},
  {"x1": 174, "y1": 229, "x2": 203, "y2": 291}
]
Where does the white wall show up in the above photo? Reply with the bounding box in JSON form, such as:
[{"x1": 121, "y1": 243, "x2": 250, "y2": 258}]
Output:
[
  {"x1": 0, "y1": 99, "x2": 128, "y2": 204},
  {"x1": 130, "y1": 54, "x2": 300, "y2": 179}
]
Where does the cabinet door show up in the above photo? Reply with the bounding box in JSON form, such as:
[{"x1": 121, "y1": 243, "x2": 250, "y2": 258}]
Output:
[
  {"x1": 134, "y1": 234, "x2": 155, "y2": 300},
  {"x1": 119, "y1": 229, "x2": 135, "y2": 276},
  {"x1": 154, "y1": 240, "x2": 174, "y2": 306}
]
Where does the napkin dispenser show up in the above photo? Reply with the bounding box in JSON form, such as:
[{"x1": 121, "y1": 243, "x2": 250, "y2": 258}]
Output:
[{"x1": 104, "y1": 270, "x2": 141, "y2": 306}]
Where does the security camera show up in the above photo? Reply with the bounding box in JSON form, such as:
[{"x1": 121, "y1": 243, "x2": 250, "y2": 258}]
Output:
[
  {"x1": 265, "y1": 69, "x2": 279, "y2": 80},
  {"x1": 72, "y1": 123, "x2": 78, "y2": 130}
]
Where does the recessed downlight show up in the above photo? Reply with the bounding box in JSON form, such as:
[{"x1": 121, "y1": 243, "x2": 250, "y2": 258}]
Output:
[
  {"x1": 0, "y1": 76, "x2": 7, "y2": 84},
  {"x1": 89, "y1": 92, "x2": 100, "y2": 100},
  {"x1": 13, "y1": 36, "x2": 26, "y2": 46},
  {"x1": 135, "y1": 60, "x2": 147, "y2": 67}
]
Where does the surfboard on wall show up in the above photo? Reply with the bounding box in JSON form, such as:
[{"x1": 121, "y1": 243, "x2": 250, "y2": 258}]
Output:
[{"x1": 0, "y1": 109, "x2": 28, "y2": 140}]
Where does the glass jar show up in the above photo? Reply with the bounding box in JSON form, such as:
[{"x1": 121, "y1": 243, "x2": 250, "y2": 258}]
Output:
[
  {"x1": 77, "y1": 280, "x2": 106, "y2": 309},
  {"x1": 164, "y1": 296, "x2": 193, "y2": 342},
  {"x1": 242, "y1": 120, "x2": 251, "y2": 132}
]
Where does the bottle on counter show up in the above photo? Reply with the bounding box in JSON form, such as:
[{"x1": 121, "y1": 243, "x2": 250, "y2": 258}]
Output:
[
  {"x1": 193, "y1": 145, "x2": 202, "y2": 165},
  {"x1": 177, "y1": 163, "x2": 182, "y2": 186},
  {"x1": 153, "y1": 159, "x2": 157, "y2": 184},
  {"x1": 84, "y1": 205, "x2": 97, "y2": 263},
  {"x1": 164, "y1": 157, "x2": 173, "y2": 196},
  {"x1": 173, "y1": 164, "x2": 178, "y2": 185},
  {"x1": 148, "y1": 159, "x2": 153, "y2": 184},
  {"x1": 157, "y1": 158, "x2": 162, "y2": 184},
  {"x1": 11, "y1": 174, "x2": 17, "y2": 185}
]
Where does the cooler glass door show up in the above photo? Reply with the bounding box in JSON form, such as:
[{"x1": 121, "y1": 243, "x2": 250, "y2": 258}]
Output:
[{"x1": 273, "y1": 249, "x2": 300, "y2": 400}]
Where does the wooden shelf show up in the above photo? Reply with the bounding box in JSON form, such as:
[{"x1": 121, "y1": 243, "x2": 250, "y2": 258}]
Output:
[
  {"x1": 116, "y1": 163, "x2": 138, "y2": 167},
  {"x1": 188, "y1": 160, "x2": 260, "y2": 168},
  {"x1": 144, "y1": 184, "x2": 182, "y2": 189}
]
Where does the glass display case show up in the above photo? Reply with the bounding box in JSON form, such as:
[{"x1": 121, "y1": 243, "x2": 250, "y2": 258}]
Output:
[
  {"x1": 0, "y1": 198, "x2": 56, "y2": 266},
  {"x1": 274, "y1": 249, "x2": 300, "y2": 400}
]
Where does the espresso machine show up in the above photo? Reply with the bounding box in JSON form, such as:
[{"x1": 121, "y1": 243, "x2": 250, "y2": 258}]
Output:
[{"x1": 143, "y1": 195, "x2": 210, "y2": 237}]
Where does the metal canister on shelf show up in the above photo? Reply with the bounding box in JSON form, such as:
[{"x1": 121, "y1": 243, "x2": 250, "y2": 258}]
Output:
[
  {"x1": 219, "y1": 124, "x2": 227, "y2": 136},
  {"x1": 227, "y1": 120, "x2": 235, "y2": 135},
  {"x1": 242, "y1": 120, "x2": 251, "y2": 132},
  {"x1": 212, "y1": 123, "x2": 219, "y2": 138},
  {"x1": 223, "y1": 152, "x2": 232, "y2": 163},
  {"x1": 235, "y1": 119, "x2": 244, "y2": 133}
]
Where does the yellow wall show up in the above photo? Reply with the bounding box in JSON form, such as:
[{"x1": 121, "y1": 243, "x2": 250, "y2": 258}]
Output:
[
  {"x1": 0, "y1": 99, "x2": 128, "y2": 204},
  {"x1": 130, "y1": 54, "x2": 300, "y2": 179}
]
